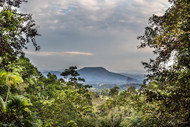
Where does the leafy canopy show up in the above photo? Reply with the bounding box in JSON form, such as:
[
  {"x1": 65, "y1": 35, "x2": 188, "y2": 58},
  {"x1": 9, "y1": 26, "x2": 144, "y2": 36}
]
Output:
[{"x1": 0, "y1": 0, "x2": 40, "y2": 66}]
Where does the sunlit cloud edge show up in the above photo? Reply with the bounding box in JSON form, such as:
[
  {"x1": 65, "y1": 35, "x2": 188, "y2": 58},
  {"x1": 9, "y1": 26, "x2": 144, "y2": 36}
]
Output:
[{"x1": 25, "y1": 51, "x2": 94, "y2": 56}]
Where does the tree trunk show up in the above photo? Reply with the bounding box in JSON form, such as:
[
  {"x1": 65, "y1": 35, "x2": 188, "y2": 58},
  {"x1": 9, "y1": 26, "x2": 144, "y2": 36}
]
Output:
[{"x1": 5, "y1": 85, "x2": 10, "y2": 102}]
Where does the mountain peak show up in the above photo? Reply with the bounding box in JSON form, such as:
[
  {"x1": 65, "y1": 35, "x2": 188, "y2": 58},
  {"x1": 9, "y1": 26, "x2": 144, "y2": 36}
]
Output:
[
  {"x1": 41, "y1": 67, "x2": 142, "y2": 89},
  {"x1": 78, "y1": 67, "x2": 138, "y2": 85},
  {"x1": 79, "y1": 67, "x2": 108, "y2": 72}
]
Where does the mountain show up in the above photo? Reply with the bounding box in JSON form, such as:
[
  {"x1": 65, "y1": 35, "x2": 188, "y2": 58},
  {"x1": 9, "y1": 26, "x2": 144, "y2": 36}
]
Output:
[
  {"x1": 78, "y1": 67, "x2": 137, "y2": 85},
  {"x1": 41, "y1": 67, "x2": 143, "y2": 89},
  {"x1": 120, "y1": 73, "x2": 145, "y2": 84}
]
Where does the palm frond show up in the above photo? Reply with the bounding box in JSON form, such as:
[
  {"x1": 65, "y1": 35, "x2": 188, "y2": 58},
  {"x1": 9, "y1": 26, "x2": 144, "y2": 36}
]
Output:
[
  {"x1": 0, "y1": 96, "x2": 6, "y2": 112},
  {"x1": 6, "y1": 95, "x2": 31, "y2": 110},
  {"x1": 0, "y1": 70, "x2": 23, "y2": 87}
]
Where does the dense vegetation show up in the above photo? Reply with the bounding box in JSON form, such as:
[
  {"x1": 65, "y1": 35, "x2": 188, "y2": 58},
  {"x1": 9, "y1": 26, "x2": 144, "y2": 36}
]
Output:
[{"x1": 0, "y1": 0, "x2": 189, "y2": 126}]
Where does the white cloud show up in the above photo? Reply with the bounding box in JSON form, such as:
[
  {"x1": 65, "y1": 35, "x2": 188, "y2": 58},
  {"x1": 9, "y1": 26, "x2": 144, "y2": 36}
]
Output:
[
  {"x1": 78, "y1": 0, "x2": 118, "y2": 11},
  {"x1": 130, "y1": 0, "x2": 169, "y2": 16},
  {"x1": 20, "y1": 0, "x2": 171, "y2": 72},
  {"x1": 25, "y1": 51, "x2": 94, "y2": 56},
  {"x1": 21, "y1": 0, "x2": 169, "y2": 33},
  {"x1": 79, "y1": 0, "x2": 99, "y2": 11}
]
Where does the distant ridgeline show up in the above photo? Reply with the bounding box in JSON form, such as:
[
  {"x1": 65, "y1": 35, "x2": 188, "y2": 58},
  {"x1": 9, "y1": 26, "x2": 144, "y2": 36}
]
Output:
[{"x1": 41, "y1": 67, "x2": 145, "y2": 90}]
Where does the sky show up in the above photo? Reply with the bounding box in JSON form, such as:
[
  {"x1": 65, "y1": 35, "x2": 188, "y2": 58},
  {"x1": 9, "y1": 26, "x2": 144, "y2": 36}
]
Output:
[{"x1": 20, "y1": 0, "x2": 170, "y2": 73}]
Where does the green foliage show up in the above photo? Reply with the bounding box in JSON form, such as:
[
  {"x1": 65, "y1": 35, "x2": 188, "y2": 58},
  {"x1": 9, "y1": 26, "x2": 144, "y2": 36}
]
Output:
[
  {"x1": 61, "y1": 66, "x2": 85, "y2": 84},
  {"x1": 138, "y1": 0, "x2": 190, "y2": 81},
  {"x1": 16, "y1": 56, "x2": 41, "y2": 79},
  {"x1": 0, "y1": 95, "x2": 41, "y2": 127},
  {"x1": 0, "y1": 0, "x2": 26, "y2": 7},
  {"x1": 98, "y1": 107, "x2": 123, "y2": 127},
  {"x1": 109, "y1": 86, "x2": 119, "y2": 97},
  {"x1": 0, "y1": 68, "x2": 23, "y2": 102},
  {"x1": 137, "y1": 0, "x2": 190, "y2": 126},
  {"x1": 0, "y1": 96, "x2": 6, "y2": 112},
  {"x1": 0, "y1": 70, "x2": 23, "y2": 87},
  {"x1": 0, "y1": 1, "x2": 41, "y2": 124},
  {"x1": 141, "y1": 70, "x2": 190, "y2": 126},
  {"x1": 96, "y1": 86, "x2": 148, "y2": 127},
  {"x1": 0, "y1": 1, "x2": 40, "y2": 67},
  {"x1": 120, "y1": 111, "x2": 146, "y2": 127},
  {"x1": 40, "y1": 84, "x2": 94, "y2": 126}
]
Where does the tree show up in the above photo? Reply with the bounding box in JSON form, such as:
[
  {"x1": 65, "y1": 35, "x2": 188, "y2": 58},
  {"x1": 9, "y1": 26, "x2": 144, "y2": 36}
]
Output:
[
  {"x1": 16, "y1": 56, "x2": 41, "y2": 79},
  {"x1": 0, "y1": 70, "x2": 23, "y2": 102},
  {"x1": 138, "y1": 0, "x2": 190, "y2": 81},
  {"x1": 61, "y1": 66, "x2": 85, "y2": 88},
  {"x1": 138, "y1": 0, "x2": 190, "y2": 126},
  {"x1": 0, "y1": 0, "x2": 40, "y2": 66},
  {"x1": 0, "y1": 95, "x2": 41, "y2": 126},
  {"x1": 0, "y1": 58, "x2": 23, "y2": 102},
  {"x1": 0, "y1": 0, "x2": 27, "y2": 7},
  {"x1": 40, "y1": 85, "x2": 94, "y2": 127},
  {"x1": 109, "y1": 87, "x2": 119, "y2": 97},
  {"x1": 0, "y1": 1, "x2": 42, "y2": 126}
]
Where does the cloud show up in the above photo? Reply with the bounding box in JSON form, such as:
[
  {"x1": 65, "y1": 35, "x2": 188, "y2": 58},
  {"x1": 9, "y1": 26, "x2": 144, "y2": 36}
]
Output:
[
  {"x1": 20, "y1": 0, "x2": 170, "y2": 72},
  {"x1": 130, "y1": 0, "x2": 169, "y2": 16},
  {"x1": 25, "y1": 51, "x2": 94, "y2": 56},
  {"x1": 20, "y1": 0, "x2": 169, "y2": 34}
]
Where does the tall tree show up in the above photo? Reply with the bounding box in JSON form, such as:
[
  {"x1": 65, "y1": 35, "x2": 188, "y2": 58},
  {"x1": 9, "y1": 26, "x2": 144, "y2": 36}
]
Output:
[
  {"x1": 61, "y1": 66, "x2": 85, "y2": 85},
  {"x1": 138, "y1": 0, "x2": 190, "y2": 81},
  {"x1": 0, "y1": 0, "x2": 40, "y2": 66},
  {"x1": 138, "y1": 0, "x2": 190, "y2": 126}
]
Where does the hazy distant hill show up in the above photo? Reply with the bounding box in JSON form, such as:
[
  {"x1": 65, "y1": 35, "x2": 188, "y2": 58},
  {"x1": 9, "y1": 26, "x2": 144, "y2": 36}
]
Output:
[
  {"x1": 41, "y1": 67, "x2": 143, "y2": 89},
  {"x1": 78, "y1": 67, "x2": 137, "y2": 85},
  {"x1": 120, "y1": 73, "x2": 145, "y2": 84}
]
